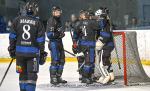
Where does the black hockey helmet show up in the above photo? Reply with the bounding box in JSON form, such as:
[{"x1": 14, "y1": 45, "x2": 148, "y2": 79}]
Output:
[
  {"x1": 25, "y1": 1, "x2": 38, "y2": 16},
  {"x1": 52, "y1": 6, "x2": 62, "y2": 12},
  {"x1": 87, "y1": 8, "x2": 94, "y2": 16}
]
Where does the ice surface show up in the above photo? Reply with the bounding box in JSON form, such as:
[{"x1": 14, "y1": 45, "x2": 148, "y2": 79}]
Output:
[{"x1": 0, "y1": 62, "x2": 150, "y2": 91}]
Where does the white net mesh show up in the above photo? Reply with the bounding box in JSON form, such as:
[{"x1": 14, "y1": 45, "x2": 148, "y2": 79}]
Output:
[{"x1": 111, "y1": 31, "x2": 150, "y2": 85}]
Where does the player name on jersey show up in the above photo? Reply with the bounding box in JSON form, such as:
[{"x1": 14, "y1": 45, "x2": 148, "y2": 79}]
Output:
[
  {"x1": 20, "y1": 19, "x2": 36, "y2": 25},
  {"x1": 21, "y1": 41, "x2": 32, "y2": 45}
]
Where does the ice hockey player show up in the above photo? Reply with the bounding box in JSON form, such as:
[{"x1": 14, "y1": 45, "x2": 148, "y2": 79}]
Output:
[
  {"x1": 46, "y1": 6, "x2": 67, "y2": 85},
  {"x1": 70, "y1": 13, "x2": 85, "y2": 81},
  {"x1": 72, "y1": 10, "x2": 99, "y2": 84},
  {"x1": 8, "y1": 1, "x2": 47, "y2": 91},
  {"x1": 94, "y1": 8, "x2": 115, "y2": 84}
]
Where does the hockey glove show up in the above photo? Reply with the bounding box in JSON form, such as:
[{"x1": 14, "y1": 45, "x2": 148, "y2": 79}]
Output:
[
  {"x1": 8, "y1": 47, "x2": 16, "y2": 59},
  {"x1": 39, "y1": 51, "x2": 48, "y2": 65},
  {"x1": 59, "y1": 32, "x2": 65, "y2": 38}
]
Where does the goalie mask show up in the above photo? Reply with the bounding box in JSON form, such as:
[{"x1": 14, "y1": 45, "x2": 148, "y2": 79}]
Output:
[{"x1": 95, "y1": 9, "x2": 103, "y2": 16}]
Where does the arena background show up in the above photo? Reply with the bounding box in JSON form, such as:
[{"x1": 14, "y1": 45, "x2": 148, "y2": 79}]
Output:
[
  {"x1": 0, "y1": 0, "x2": 150, "y2": 65},
  {"x1": 0, "y1": 0, "x2": 150, "y2": 27},
  {"x1": 0, "y1": 1, "x2": 150, "y2": 91}
]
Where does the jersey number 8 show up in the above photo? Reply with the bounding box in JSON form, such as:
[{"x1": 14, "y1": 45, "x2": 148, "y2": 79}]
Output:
[{"x1": 22, "y1": 24, "x2": 31, "y2": 40}]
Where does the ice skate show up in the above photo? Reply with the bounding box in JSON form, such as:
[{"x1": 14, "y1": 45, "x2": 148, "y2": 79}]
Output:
[
  {"x1": 57, "y1": 77, "x2": 67, "y2": 84},
  {"x1": 51, "y1": 77, "x2": 59, "y2": 85}
]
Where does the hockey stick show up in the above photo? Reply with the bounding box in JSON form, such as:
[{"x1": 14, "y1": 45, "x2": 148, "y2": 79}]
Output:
[
  {"x1": 45, "y1": 40, "x2": 76, "y2": 57},
  {"x1": 68, "y1": 27, "x2": 86, "y2": 72},
  {"x1": 111, "y1": 31, "x2": 121, "y2": 69},
  {"x1": 107, "y1": 16, "x2": 121, "y2": 69},
  {"x1": 0, "y1": 58, "x2": 14, "y2": 87},
  {"x1": 64, "y1": 49, "x2": 76, "y2": 57},
  {"x1": 77, "y1": 61, "x2": 85, "y2": 72}
]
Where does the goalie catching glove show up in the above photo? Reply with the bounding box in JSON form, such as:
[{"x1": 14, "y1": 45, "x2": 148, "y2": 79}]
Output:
[{"x1": 39, "y1": 51, "x2": 48, "y2": 65}]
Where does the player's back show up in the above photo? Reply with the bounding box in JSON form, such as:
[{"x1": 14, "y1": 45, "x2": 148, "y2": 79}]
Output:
[
  {"x1": 80, "y1": 19, "x2": 98, "y2": 41},
  {"x1": 13, "y1": 15, "x2": 43, "y2": 57}
]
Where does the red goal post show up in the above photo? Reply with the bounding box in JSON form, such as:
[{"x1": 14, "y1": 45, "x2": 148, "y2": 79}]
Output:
[
  {"x1": 112, "y1": 30, "x2": 150, "y2": 86},
  {"x1": 113, "y1": 31, "x2": 127, "y2": 85}
]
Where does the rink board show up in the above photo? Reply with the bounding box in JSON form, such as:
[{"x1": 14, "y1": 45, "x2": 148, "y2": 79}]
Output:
[
  {"x1": 0, "y1": 58, "x2": 150, "y2": 66},
  {"x1": 0, "y1": 30, "x2": 150, "y2": 65}
]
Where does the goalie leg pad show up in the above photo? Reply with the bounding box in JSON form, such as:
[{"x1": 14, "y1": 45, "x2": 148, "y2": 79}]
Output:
[
  {"x1": 102, "y1": 49, "x2": 115, "y2": 82},
  {"x1": 94, "y1": 50, "x2": 103, "y2": 79},
  {"x1": 99, "y1": 50, "x2": 110, "y2": 77},
  {"x1": 97, "y1": 50, "x2": 111, "y2": 84},
  {"x1": 109, "y1": 72, "x2": 115, "y2": 81}
]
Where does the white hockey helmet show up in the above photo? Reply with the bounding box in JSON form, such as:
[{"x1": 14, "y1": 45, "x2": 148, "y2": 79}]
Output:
[{"x1": 95, "y1": 9, "x2": 102, "y2": 16}]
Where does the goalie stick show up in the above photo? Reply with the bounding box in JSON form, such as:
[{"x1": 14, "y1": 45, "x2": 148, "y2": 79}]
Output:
[
  {"x1": 111, "y1": 32, "x2": 121, "y2": 69},
  {"x1": 107, "y1": 15, "x2": 121, "y2": 69},
  {"x1": 0, "y1": 58, "x2": 14, "y2": 87}
]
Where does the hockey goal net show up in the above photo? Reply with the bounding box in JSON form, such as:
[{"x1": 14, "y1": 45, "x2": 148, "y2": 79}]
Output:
[{"x1": 110, "y1": 31, "x2": 150, "y2": 85}]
